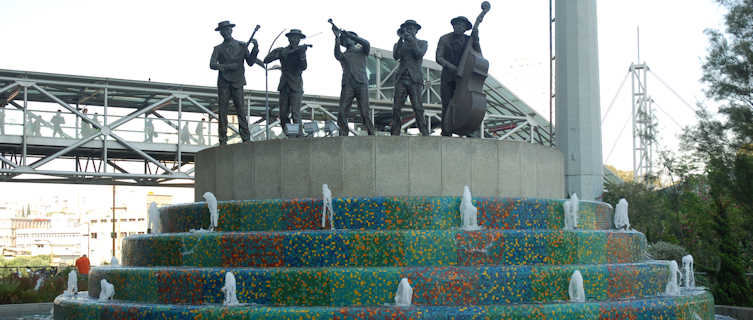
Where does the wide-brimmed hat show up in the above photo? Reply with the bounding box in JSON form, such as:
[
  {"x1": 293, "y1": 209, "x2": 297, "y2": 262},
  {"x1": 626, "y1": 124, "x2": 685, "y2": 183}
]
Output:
[
  {"x1": 400, "y1": 19, "x2": 421, "y2": 31},
  {"x1": 341, "y1": 31, "x2": 358, "y2": 39},
  {"x1": 285, "y1": 29, "x2": 307, "y2": 39},
  {"x1": 215, "y1": 20, "x2": 235, "y2": 31},
  {"x1": 451, "y1": 16, "x2": 472, "y2": 31}
]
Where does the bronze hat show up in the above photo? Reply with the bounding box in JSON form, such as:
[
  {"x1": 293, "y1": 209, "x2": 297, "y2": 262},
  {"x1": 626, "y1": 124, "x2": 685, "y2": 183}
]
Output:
[
  {"x1": 285, "y1": 29, "x2": 307, "y2": 39},
  {"x1": 400, "y1": 19, "x2": 422, "y2": 31},
  {"x1": 215, "y1": 20, "x2": 235, "y2": 31},
  {"x1": 451, "y1": 16, "x2": 472, "y2": 31}
]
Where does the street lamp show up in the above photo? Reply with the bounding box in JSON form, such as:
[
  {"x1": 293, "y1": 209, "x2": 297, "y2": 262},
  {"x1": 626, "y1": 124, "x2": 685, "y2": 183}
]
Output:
[{"x1": 265, "y1": 29, "x2": 286, "y2": 140}]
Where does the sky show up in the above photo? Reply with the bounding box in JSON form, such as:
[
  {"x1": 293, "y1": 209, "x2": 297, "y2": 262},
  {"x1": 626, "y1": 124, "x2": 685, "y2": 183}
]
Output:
[{"x1": 0, "y1": 0, "x2": 727, "y2": 199}]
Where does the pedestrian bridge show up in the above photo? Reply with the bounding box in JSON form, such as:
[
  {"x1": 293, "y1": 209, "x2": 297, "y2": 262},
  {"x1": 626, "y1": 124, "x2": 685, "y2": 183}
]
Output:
[{"x1": 0, "y1": 48, "x2": 554, "y2": 187}]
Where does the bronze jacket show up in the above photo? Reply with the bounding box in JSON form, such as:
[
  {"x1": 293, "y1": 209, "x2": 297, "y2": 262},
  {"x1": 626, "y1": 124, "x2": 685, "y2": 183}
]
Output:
[{"x1": 210, "y1": 39, "x2": 259, "y2": 88}]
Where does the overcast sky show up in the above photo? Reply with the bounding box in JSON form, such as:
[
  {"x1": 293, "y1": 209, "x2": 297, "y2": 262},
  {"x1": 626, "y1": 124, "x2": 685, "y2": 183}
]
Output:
[{"x1": 0, "y1": 0, "x2": 727, "y2": 197}]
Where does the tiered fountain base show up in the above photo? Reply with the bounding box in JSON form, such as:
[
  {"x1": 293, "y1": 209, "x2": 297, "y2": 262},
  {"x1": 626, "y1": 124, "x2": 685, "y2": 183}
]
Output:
[{"x1": 53, "y1": 138, "x2": 714, "y2": 319}]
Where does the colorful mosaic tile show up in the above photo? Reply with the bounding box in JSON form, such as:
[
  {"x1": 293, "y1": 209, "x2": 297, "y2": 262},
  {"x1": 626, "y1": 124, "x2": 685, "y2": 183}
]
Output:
[
  {"x1": 122, "y1": 230, "x2": 647, "y2": 267},
  {"x1": 55, "y1": 291, "x2": 714, "y2": 320},
  {"x1": 88, "y1": 263, "x2": 670, "y2": 306},
  {"x1": 55, "y1": 195, "x2": 714, "y2": 319},
  {"x1": 160, "y1": 197, "x2": 614, "y2": 233}
]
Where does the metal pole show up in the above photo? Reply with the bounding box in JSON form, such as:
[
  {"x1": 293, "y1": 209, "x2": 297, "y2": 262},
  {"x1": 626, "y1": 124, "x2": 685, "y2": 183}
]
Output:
[
  {"x1": 111, "y1": 185, "x2": 116, "y2": 258},
  {"x1": 264, "y1": 29, "x2": 285, "y2": 141},
  {"x1": 265, "y1": 68, "x2": 270, "y2": 140},
  {"x1": 631, "y1": 66, "x2": 637, "y2": 180},
  {"x1": 480, "y1": 116, "x2": 485, "y2": 139},
  {"x1": 22, "y1": 86, "x2": 28, "y2": 166},
  {"x1": 549, "y1": 0, "x2": 554, "y2": 146},
  {"x1": 637, "y1": 26, "x2": 641, "y2": 63},
  {"x1": 103, "y1": 87, "x2": 108, "y2": 173},
  {"x1": 177, "y1": 97, "x2": 182, "y2": 172}
]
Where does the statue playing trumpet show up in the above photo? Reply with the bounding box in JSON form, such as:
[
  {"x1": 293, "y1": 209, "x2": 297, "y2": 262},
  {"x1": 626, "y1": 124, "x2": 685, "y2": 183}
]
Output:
[{"x1": 329, "y1": 19, "x2": 375, "y2": 136}]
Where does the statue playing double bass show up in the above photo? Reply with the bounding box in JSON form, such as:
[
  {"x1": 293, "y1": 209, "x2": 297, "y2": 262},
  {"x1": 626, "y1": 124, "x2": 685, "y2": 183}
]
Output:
[{"x1": 436, "y1": 2, "x2": 491, "y2": 137}]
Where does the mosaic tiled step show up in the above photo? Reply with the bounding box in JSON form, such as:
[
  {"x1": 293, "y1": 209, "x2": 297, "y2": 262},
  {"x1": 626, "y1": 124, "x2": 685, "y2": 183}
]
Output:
[
  {"x1": 88, "y1": 262, "x2": 671, "y2": 306},
  {"x1": 123, "y1": 230, "x2": 646, "y2": 268},
  {"x1": 160, "y1": 197, "x2": 613, "y2": 232},
  {"x1": 54, "y1": 290, "x2": 713, "y2": 320}
]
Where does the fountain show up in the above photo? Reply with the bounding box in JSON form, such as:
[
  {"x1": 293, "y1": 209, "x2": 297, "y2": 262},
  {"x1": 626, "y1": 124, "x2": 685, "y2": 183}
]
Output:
[
  {"x1": 98, "y1": 279, "x2": 115, "y2": 301},
  {"x1": 563, "y1": 193, "x2": 579, "y2": 230},
  {"x1": 569, "y1": 270, "x2": 586, "y2": 302},
  {"x1": 394, "y1": 278, "x2": 413, "y2": 306},
  {"x1": 221, "y1": 272, "x2": 239, "y2": 306},
  {"x1": 53, "y1": 137, "x2": 715, "y2": 319},
  {"x1": 460, "y1": 186, "x2": 480, "y2": 230},
  {"x1": 34, "y1": 278, "x2": 44, "y2": 291},
  {"x1": 321, "y1": 184, "x2": 334, "y2": 230},
  {"x1": 110, "y1": 256, "x2": 119, "y2": 266},
  {"x1": 666, "y1": 260, "x2": 681, "y2": 296},
  {"x1": 148, "y1": 202, "x2": 161, "y2": 234},
  {"x1": 203, "y1": 192, "x2": 218, "y2": 231},
  {"x1": 614, "y1": 198, "x2": 630, "y2": 230},
  {"x1": 683, "y1": 255, "x2": 696, "y2": 288},
  {"x1": 64, "y1": 270, "x2": 77, "y2": 296}
]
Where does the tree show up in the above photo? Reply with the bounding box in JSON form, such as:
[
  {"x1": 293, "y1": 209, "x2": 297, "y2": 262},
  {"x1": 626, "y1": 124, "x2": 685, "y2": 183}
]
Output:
[{"x1": 686, "y1": 0, "x2": 753, "y2": 306}]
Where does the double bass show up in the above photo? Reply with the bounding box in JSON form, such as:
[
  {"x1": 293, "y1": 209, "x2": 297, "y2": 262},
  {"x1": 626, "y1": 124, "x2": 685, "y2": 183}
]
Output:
[{"x1": 449, "y1": 1, "x2": 491, "y2": 136}]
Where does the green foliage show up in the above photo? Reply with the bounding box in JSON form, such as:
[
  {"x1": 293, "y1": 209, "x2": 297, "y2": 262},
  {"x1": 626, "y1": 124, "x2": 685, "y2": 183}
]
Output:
[
  {"x1": 692, "y1": 0, "x2": 753, "y2": 307},
  {"x1": 604, "y1": 0, "x2": 753, "y2": 306},
  {"x1": 602, "y1": 182, "x2": 672, "y2": 242},
  {"x1": 648, "y1": 241, "x2": 688, "y2": 264},
  {"x1": 0, "y1": 262, "x2": 73, "y2": 304},
  {"x1": 0, "y1": 255, "x2": 53, "y2": 277}
]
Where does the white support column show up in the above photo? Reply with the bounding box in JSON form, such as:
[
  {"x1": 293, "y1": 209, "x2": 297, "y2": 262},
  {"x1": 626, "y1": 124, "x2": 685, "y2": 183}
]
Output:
[
  {"x1": 22, "y1": 86, "x2": 28, "y2": 166},
  {"x1": 555, "y1": 0, "x2": 604, "y2": 200},
  {"x1": 177, "y1": 97, "x2": 183, "y2": 172},
  {"x1": 103, "y1": 87, "x2": 109, "y2": 173}
]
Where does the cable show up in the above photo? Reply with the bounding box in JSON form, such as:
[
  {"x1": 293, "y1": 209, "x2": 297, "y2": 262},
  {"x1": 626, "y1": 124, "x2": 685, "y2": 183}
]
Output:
[
  {"x1": 651, "y1": 99, "x2": 685, "y2": 129},
  {"x1": 649, "y1": 70, "x2": 698, "y2": 114},
  {"x1": 602, "y1": 71, "x2": 630, "y2": 123},
  {"x1": 605, "y1": 117, "x2": 632, "y2": 163}
]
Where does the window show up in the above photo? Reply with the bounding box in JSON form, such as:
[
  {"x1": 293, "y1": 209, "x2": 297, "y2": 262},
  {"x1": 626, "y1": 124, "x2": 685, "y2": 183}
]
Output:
[
  {"x1": 137, "y1": 218, "x2": 145, "y2": 222},
  {"x1": 91, "y1": 233, "x2": 97, "y2": 239}
]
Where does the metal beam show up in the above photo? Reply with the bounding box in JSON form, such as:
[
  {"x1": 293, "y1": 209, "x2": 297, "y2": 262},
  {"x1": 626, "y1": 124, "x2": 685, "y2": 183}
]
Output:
[
  {"x1": 28, "y1": 133, "x2": 103, "y2": 169},
  {"x1": 0, "y1": 82, "x2": 18, "y2": 95},
  {"x1": 108, "y1": 95, "x2": 174, "y2": 129},
  {"x1": 185, "y1": 95, "x2": 240, "y2": 135},
  {"x1": 108, "y1": 132, "x2": 174, "y2": 174},
  {"x1": 0, "y1": 155, "x2": 17, "y2": 168}
]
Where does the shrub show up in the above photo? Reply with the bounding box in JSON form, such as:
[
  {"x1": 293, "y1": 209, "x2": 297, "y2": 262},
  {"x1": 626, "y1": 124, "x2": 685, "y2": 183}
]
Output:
[{"x1": 648, "y1": 241, "x2": 688, "y2": 264}]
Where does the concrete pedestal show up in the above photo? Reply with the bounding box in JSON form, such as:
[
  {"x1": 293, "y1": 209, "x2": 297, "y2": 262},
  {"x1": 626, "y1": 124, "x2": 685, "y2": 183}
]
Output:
[{"x1": 194, "y1": 136, "x2": 565, "y2": 201}]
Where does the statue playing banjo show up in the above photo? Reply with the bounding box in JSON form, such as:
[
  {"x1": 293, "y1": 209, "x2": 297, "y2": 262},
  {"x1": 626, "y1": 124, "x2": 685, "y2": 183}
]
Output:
[{"x1": 209, "y1": 20, "x2": 260, "y2": 145}]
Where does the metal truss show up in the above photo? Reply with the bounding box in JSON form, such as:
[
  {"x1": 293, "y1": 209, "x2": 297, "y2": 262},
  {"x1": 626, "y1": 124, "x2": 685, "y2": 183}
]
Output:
[
  {"x1": 0, "y1": 47, "x2": 552, "y2": 187},
  {"x1": 630, "y1": 62, "x2": 655, "y2": 182}
]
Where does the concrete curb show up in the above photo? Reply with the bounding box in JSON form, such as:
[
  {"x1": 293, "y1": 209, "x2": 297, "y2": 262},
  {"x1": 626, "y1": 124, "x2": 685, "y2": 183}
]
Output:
[
  {"x1": 0, "y1": 303, "x2": 52, "y2": 317},
  {"x1": 716, "y1": 305, "x2": 753, "y2": 320}
]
